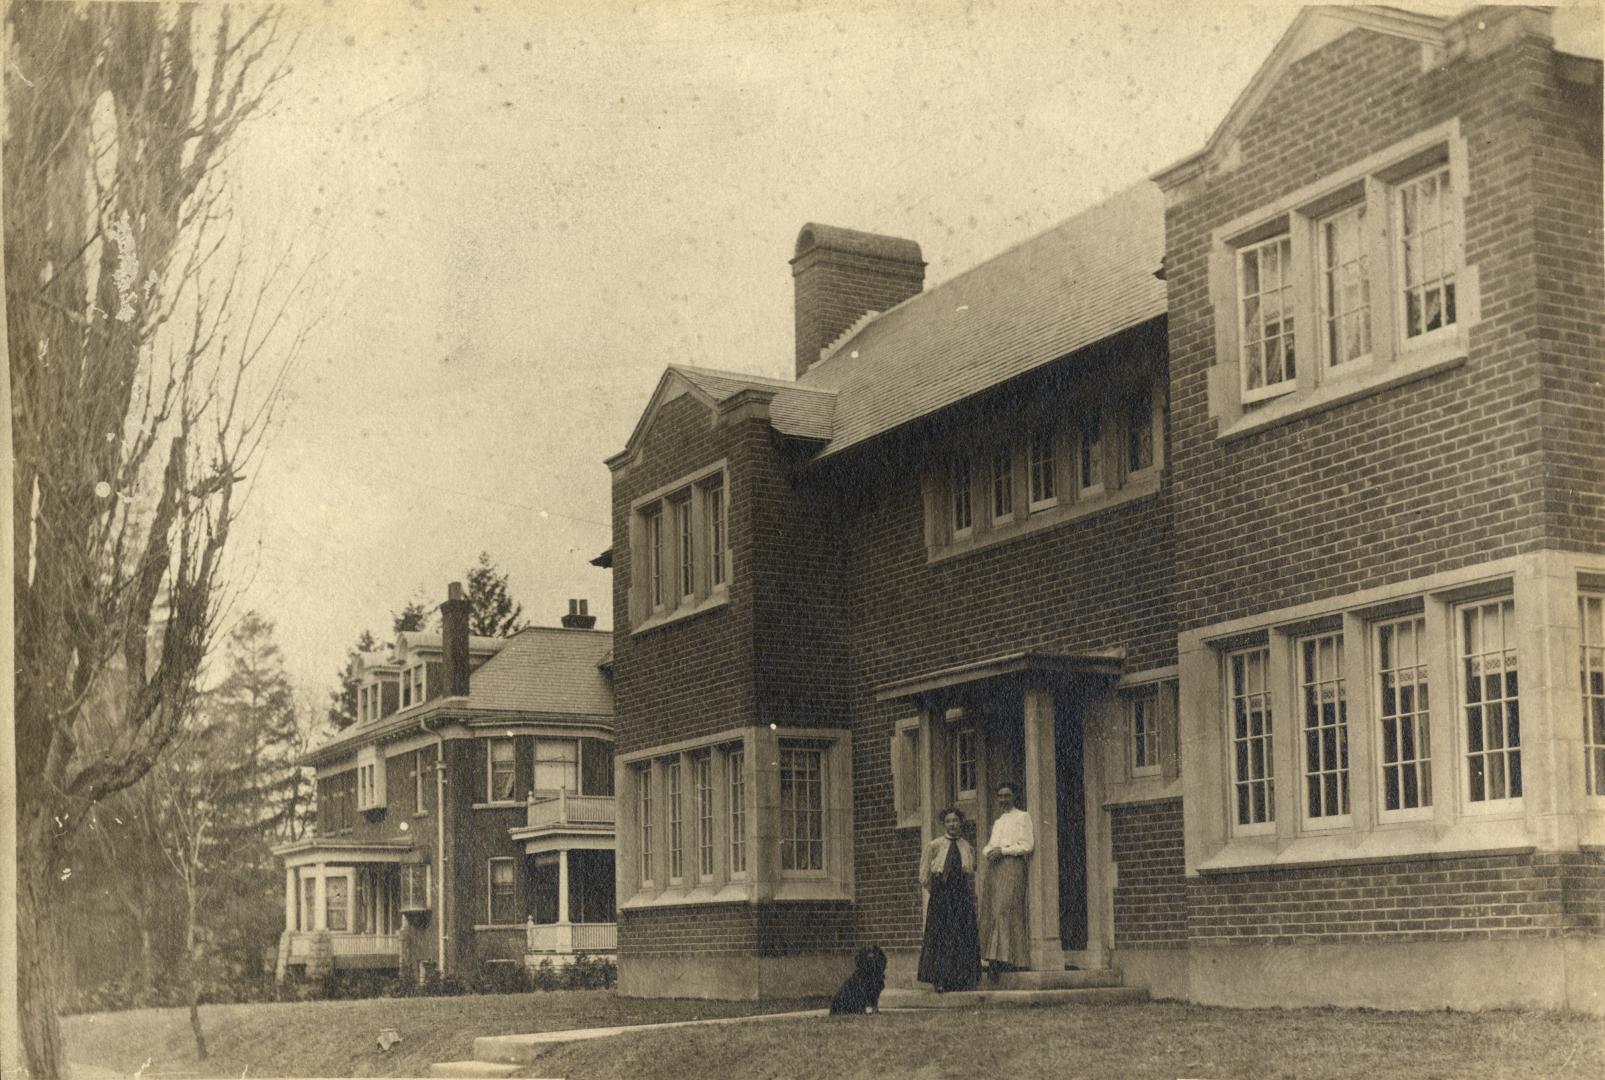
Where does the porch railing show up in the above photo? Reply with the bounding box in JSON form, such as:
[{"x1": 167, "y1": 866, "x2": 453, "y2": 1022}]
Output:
[
  {"x1": 526, "y1": 790, "x2": 616, "y2": 830},
  {"x1": 525, "y1": 921, "x2": 617, "y2": 954},
  {"x1": 285, "y1": 931, "x2": 401, "y2": 959}
]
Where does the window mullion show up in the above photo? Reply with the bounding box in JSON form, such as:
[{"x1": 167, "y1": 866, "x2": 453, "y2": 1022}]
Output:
[
  {"x1": 1364, "y1": 176, "x2": 1397, "y2": 366},
  {"x1": 1341, "y1": 613, "x2": 1375, "y2": 833},
  {"x1": 1421, "y1": 598, "x2": 1457, "y2": 826},
  {"x1": 1289, "y1": 217, "x2": 1318, "y2": 395},
  {"x1": 1268, "y1": 635, "x2": 1299, "y2": 841}
]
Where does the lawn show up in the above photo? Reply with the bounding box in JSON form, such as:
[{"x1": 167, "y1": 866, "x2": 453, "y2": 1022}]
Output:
[{"x1": 62, "y1": 990, "x2": 823, "y2": 1078}]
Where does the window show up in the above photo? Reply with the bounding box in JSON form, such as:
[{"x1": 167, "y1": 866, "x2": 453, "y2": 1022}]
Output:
[
  {"x1": 1077, "y1": 411, "x2": 1103, "y2": 496},
  {"x1": 325, "y1": 876, "x2": 349, "y2": 932},
  {"x1": 1028, "y1": 430, "x2": 1056, "y2": 510},
  {"x1": 401, "y1": 864, "x2": 430, "y2": 910},
  {"x1": 953, "y1": 726, "x2": 977, "y2": 798},
  {"x1": 1238, "y1": 234, "x2": 1297, "y2": 400},
  {"x1": 780, "y1": 745, "x2": 825, "y2": 873},
  {"x1": 401, "y1": 665, "x2": 425, "y2": 708},
  {"x1": 727, "y1": 747, "x2": 747, "y2": 876},
  {"x1": 357, "y1": 747, "x2": 385, "y2": 811},
  {"x1": 1377, "y1": 616, "x2": 1432, "y2": 816},
  {"x1": 695, "y1": 753, "x2": 714, "y2": 878},
  {"x1": 302, "y1": 877, "x2": 317, "y2": 929},
  {"x1": 1130, "y1": 695, "x2": 1160, "y2": 778},
  {"x1": 667, "y1": 759, "x2": 683, "y2": 881},
  {"x1": 1228, "y1": 646, "x2": 1275, "y2": 831},
  {"x1": 637, "y1": 765, "x2": 654, "y2": 886},
  {"x1": 1397, "y1": 167, "x2": 1459, "y2": 341},
  {"x1": 487, "y1": 858, "x2": 516, "y2": 925},
  {"x1": 648, "y1": 507, "x2": 665, "y2": 610},
  {"x1": 1298, "y1": 632, "x2": 1350, "y2": 824},
  {"x1": 951, "y1": 455, "x2": 973, "y2": 537},
  {"x1": 991, "y1": 447, "x2": 1014, "y2": 523},
  {"x1": 413, "y1": 749, "x2": 429, "y2": 814},
  {"x1": 675, "y1": 498, "x2": 693, "y2": 598},
  {"x1": 1320, "y1": 204, "x2": 1371, "y2": 367},
  {"x1": 1582, "y1": 594, "x2": 1605, "y2": 798},
  {"x1": 890, "y1": 720, "x2": 923, "y2": 829},
  {"x1": 1124, "y1": 387, "x2": 1154, "y2": 475},
  {"x1": 1460, "y1": 598, "x2": 1520, "y2": 805},
  {"x1": 487, "y1": 738, "x2": 516, "y2": 802},
  {"x1": 707, "y1": 479, "x2": 727, "y2": 588},
  {"x1": 535, "y1": 739, "x2": 578, "y2": 793}
]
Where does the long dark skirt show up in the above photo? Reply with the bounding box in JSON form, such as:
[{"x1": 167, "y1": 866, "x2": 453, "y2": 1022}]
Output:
[{"x1": 916, "y1": 871, "x2": 981, "y2": 991}]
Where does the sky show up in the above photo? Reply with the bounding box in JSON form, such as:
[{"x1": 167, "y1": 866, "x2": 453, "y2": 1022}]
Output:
[{"x1": 209, "y1": 0, "x2": 1596, "y2": 698}]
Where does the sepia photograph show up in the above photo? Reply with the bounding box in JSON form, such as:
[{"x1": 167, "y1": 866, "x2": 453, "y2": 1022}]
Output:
[{"x1": 4, "y1": 1, "x2": 1604, "y2": 1077}]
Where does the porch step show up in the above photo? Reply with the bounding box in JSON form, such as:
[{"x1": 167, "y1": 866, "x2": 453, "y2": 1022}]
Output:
[
  {"x1": 880, "y1": 985, "x2": 1149, "y2": 1009},
  {"x1": 428, "y1": 1062, "x2": 525, "y2": 1078},
  {"x1": 995, "y1": 968, "x2": 1124, "y2": 991}
]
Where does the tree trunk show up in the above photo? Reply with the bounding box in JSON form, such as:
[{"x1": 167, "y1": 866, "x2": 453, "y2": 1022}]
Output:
[
  {"x1": 17, "y1": 809, "x2": 66, "y2": 1078},
  {"x1": 185, "y1": 884, "x2": 207, "y2": 1060},
  {"x1": 139, "y1": 924, "x2": 155, "y2": 998}
]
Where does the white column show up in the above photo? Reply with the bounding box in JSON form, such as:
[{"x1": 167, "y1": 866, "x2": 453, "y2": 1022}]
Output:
[
  {"x1": 285, "y1": 867, "x2": 297, "y2": 932},
  {"x1": 313, "y1": 866, "x2": 328, "y2": 932},
  {"x1": 1022, "y1": 683, "x2": 1063, "y2": 972},
  {"x1": 557, "y1": 849, "x2": 571, "y2": 926}
]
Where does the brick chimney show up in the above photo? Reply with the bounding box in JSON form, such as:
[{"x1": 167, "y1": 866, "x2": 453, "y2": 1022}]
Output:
[
  {"x1": 440, "y1": 581, "x2": 471, "y2": 697},
  {"x1": 561, "y1": 598, "x2": 596, "y2": 630},
  {"x1": 791, "y1": 224, "x2": 924, "y2": 378}
]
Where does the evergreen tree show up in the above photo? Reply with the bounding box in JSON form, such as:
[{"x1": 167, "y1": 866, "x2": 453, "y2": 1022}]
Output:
[
  {"x1": 466, "y1": 551, "x2": 527, "y2": 637},
  {"x1": 327, "y1": 628, "x2": 377, "y2": 731},
  {"x1": 392, "y1": 600, "x2": 431, "y2": 633}
]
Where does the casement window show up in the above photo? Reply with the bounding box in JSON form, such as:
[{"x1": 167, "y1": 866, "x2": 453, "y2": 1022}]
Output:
[
  {"x1": 1459, "y1": 598, "x2": 1520, "y2": 806},
  {"x1": 1228, "y1": 646, "x2": 1275, "y2": 833},
  {"x1": 694, "y1": 753, "x2": 715, "y2": 878},
  {"x1": 1130, "y1": 694, "x2": 1160, "y2": 778},
  {"x1": 1582, "y1": 594, "x2": 1605, "y2": 798},
  {"x1": 1206, "y1": 123, "x2": 1474, "y2": 437},
  {"x1": 1077, "y1": 411, "x2": 1104, "y2": 497},
  {"x1": 1027, "y1": 430, "x2": 1057, "y2": 511},
  {"x1": 667, "y1": 759, "x2": 684, "y2": 881},
  {"x1": 727, "y1": 747, "x2": 748, "y2": 876},
  {"x1": 1123, "y1": 385, "x2": 1155, "y2": 477},
  {"x1": 1298, "y1": 632, "x2": 1350, "y2": 825},
  {"x1": 487, "y1": 738, "x2": 516, "y2": 802},
  {"x1": 780, "y1": 744, "x2": 825, "y2": 873},
  {"x1": 951, "y1": 455, "x2": 973, "y2": 538},
  {"x1": 991, "y1": 447, "x2": 1014, "y2": 524},
  {"x1": 535, "y1": 739, "x2": 578, "y2": 793},
  {"x1": 637, "y1": 765, "x2": 654, "y2": 886},
  {"x1": 400, "y1": 864, "x2": 430, "y2": 911},
  {"x1": 953, "y1": 726, "x2": 978, "y2": 798},
  {"x1": 1376, "y1": 616, "x2": 1432, "y2": 817},
  {"x1": 325, "y1": 875, "x2": 349, "y2": 932},
  {"x1": 487, "y1": 858, "x2": 516, "y2": 925},
  {"x1": 889, "y1": 719, "x2": 923, "y2": 829},
  {"x1": 413, "y1": 749, "x2": 429, "y2": 815},
  {"x1": 631, "y1": 464, "x2": 731, "y2": 628},
  {"x1": 1238, "y1": 234, "x2": 1297, "y2": 400}
]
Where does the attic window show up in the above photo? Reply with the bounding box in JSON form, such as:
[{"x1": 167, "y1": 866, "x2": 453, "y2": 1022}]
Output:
[{"x1": 630, "y1": 461, "x2": 731, "y2": 632}]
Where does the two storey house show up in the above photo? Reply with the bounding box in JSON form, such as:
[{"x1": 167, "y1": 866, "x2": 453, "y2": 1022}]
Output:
[
  {"x1": 606, "y1": 4, "x2": 1604, "y2": 1012},
  {"x1": 277, "y1": 589, "x2": 617, "y2": 982}
]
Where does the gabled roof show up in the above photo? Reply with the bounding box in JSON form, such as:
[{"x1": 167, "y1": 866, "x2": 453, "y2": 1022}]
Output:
[
  {"x1": 465, "y1": 626, "x2": 613, "y2": 716},
  {"x1": 796, "y1": 180, "x2": 1167, "y2": 458},
  {"x1": 608, "y1": 364, "x2": 836, "y2": 468}
]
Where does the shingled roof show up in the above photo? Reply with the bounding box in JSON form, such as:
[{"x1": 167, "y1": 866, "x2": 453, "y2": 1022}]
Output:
[
  {"x1": 466, "y1": 626, "x2": 613, "y2": 717},
  {"x1": 796, "y1": 180, "x2": 1166, "y2": 458},
  {"x1": 667, "y1": 364, "x2": 836, "y2": 442}
]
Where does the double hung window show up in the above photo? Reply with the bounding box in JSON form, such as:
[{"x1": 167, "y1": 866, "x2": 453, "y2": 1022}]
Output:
[
  {"x1": 1130, "y1": 694, "x2": 1160, "y2": 778},
  {"x1": 951, "y1": 455, "x2": 973, "y2": 538},
  {"x1": 535, "y1": 739, "x2": 579, "y2": 793},
  {"x1": 487, "y1": 738, "x2": 516, "y2": 802},
  {"x1": 487, "y1": 858, "x2": 516, "y2": 925},
  {"x1": 992, "y1": 448, "x2": 1014, "y2": 522}
]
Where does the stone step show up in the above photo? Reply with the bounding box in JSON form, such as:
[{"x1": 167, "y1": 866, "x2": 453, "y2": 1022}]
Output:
[
  {"x1": 995, "y1": 968, "x2": 1124, "y2": 991},
  {"x1": 428, "y1": 1062, "x2": 525, "y2": 1078},
  {"x1": 880, "y1": 985, "x2": 1149, "y2": 1009}
]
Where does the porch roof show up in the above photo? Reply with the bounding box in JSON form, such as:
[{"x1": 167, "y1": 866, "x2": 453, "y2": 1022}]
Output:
[
  {"x1": 872, "y1": 650, "x2": 1124, "y2": 702},
  {"x1": 273, "y1": 837, "x2": 421, "y2": 867}
]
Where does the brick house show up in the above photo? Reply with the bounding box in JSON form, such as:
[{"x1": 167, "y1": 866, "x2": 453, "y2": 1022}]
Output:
[
  {"x1": 606, "y1": 5, "x2": 1604, "y2": 1011},
  {"x1": 276, "y1": 589, "x2": 617, "y2": 982}
]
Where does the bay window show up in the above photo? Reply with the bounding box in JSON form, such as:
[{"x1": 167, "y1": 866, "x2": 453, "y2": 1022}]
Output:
[{"x1": 1459, "y1": 598, "x2": 1520, "y2": 807}]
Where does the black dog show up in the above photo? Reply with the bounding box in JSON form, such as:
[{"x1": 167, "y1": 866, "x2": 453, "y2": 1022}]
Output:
[{"x1": 829, "y1": 945, "x2": 887, "y2": 1015}]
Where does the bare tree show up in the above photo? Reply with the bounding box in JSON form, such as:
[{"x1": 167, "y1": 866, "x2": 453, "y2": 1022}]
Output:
[{"x1": 6, "y1": 4, "x2": 307, "y2": 1074}]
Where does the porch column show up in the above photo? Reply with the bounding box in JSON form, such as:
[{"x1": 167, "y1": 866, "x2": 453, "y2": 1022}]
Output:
[
  {"x1": 313, "y1": 866, "x2": 328, "y2": 932},
  {"x1": 557, "y1": 849, "x2": 571, "y2": 925},
  {"x1": 1021, "y1": 684, "x2": 1063, "y2": 972},
  {"x1": 285, "y1": 866, "x2": 297, "y2": 932}
]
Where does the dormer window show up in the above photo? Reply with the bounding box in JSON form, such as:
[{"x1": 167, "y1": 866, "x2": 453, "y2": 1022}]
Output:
[
  {"x1": 630, "y1": 462, "x2": 731, "y2": 631},
  {"x1": 404, "y1": 665, "x2": 425, "y2": 707}
]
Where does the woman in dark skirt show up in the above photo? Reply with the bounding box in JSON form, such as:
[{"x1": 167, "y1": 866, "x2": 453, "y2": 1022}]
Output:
[{"x1": 916, "y1": 807, "x2": 981, "y2": 993}]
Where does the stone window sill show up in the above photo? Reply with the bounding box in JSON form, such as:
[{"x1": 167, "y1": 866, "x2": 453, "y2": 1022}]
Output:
[
  {"x1": 620, "y1": 882, "x2": 753, "y2": 909},
  {"x1": 631, "y1": 591, "x2": 730, "y2": 637},
  {"x1": 1197, "y1": 816, "x2": 1535, "y2": 874}
]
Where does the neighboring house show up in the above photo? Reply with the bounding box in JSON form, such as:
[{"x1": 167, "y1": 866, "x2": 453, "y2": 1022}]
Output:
[
  {"x1": 605, "y1": 5, "x2": 1605, "y2": 1012},
  {"x1": 275, "y1": 589, "x2": 616, "y2": 981}
]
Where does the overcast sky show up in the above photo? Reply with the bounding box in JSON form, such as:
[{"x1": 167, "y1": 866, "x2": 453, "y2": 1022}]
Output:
[{"x1": 213, "y1": 0, "x2": 1593, "y2": 700}]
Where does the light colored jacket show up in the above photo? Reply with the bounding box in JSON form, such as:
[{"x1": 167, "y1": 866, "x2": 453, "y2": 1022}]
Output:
[{"x1": 919, "y1": 836, "x2": 975, "y2": 890}]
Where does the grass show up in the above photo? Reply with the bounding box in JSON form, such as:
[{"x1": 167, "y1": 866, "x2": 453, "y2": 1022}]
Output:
[
  {"x1": 62, "y1": 990, "x2": 823, "y2": 1078},
  {"x1": 63, "y1": 993, "x2": 1605, "y2": 1079}
]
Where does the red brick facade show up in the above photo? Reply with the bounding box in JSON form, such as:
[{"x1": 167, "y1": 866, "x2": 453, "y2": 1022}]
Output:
[{"x1": 1111, "y1": 798, "x2": 1187, "y2": 948}]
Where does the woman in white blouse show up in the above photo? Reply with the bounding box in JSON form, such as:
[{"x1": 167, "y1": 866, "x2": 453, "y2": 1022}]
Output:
[{"x1": 980, "y1": 781, "x2": 1033, "y2": 977}]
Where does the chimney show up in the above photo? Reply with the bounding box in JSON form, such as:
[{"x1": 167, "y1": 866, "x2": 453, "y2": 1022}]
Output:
[
  {"x1": 561, "y1": 598, "x2": 597, "y2": 630},
  {"x1": 440, "y1": 581, "x2": 471, "y2": 697},
  {"x1": 791, "y1": 223, "x2": 924, "y2": 379}
]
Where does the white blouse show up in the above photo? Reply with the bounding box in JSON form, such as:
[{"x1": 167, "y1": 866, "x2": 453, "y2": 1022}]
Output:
[{"x1": 982, "y1": 807, "x2": 1035, "y2": 858}]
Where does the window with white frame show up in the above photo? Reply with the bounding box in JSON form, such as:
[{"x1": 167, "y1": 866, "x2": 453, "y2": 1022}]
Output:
[
  {"x1": 1376, "y1": 615, "x2": 1432, "y2": 816},
  {"x1": 1238, "y1": 234, "x2": 1297, "y2": 400},
  {"x1": 780, "y1": 744, "x2": 825, "y2": 873},
  {"x1": 413, "y1": 749, "x2": 429, "y2": 814},
  {"x1": 325, "y1": 875, "x2": 349, "y2": 932},
  {"x1": 400, "y1": 863, "x2": 430, "y2": 910},
  {"x1": 1124, "y1": 385, "x2": 1155, "y2": 477},
  {"x1": 1028, "y1": 430, "x2": 1057, "y2": 511},
  {"x1": 1298, "y1": 632, "x2": 1350, "y2": 824},
  {"x1": 1228, "y1": 645, "x2": 1275, "y2": 832},
  {"x1": 632, "y1": 465, "x2": 731, "y2": 627},
  {"x1": 487, "y1": 738, "x2": 516, "y2": 802},
  {"x1": 637, "y1": 765, "x2": 654, "y2": 886},
  {"x1": 535, "y1": 739, "x2": 578, "y2": 793},
  {"x1": 992, "y1": 446, "x2": 1014, "y2": 523},
  {"x1": 487, "y1": 858, "x2": 516, "y2": 925},
  {"x1": 694, "y1": 752, "x2": 714, "y2": 878},
  {"x1": 1397, "y1": 166, "x2": 1460, "y2": 341},
  {"x1": 401, "y1": 664, "x2": 425, "y2": 708},
  {"x1": 727, "y1": 747, "x2": 747, "y2": 876},
  {"x1": 890, "y1": 720, "x2": 923, "y2": 829},
  {"x1": 1582, "y1": 593, "x2": 1605, "y2": 798},
  {"x1": 1320, "y1": 204, "x2": 1372, "y2": 368},
  {"x1": 1460, "y1": 598, "x2": 1520, "y2": 805},
  {"x1": 667, "y1": 758, "x2": 684, "y2": 881},
  {"x1": 951, "y1": 455, "x2": 973, "y2": 538},
  {"x1": 1130, "y1": 693, "x2": 1160, "y2": 778},
  {"x1": 954, "y1": 726, "x2": 977, "y2": 798}
]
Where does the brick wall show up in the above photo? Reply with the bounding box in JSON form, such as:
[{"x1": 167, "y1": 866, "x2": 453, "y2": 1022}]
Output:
[
  {"x1": 1164, "y1": 29, "x2": 1592, "y2": 634},
  {"x1": 1111, "y1": 798, "x2": 1187, "y2": 947},
  {"x1": 1189, "y1": 851, "x2": 1605, "y2": 946},
  {"x1": 619, "y1": 901, "x2": 856, "y2": 959}
]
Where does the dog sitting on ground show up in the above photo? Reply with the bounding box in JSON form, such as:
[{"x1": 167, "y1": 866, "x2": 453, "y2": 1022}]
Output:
[{"x1": 828, "y1": 945, "x2": 887, "y2": 1015}]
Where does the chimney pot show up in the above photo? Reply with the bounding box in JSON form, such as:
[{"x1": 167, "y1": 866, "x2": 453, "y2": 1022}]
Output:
[{"x1": 561, "y1": 597, "x2": 597, "y2": 630}]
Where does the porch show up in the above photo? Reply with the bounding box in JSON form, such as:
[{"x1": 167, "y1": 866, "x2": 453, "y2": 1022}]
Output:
[
  {"x1": 273, "y1": 837, "x2": 423, "y2": 978},
  {"x1": 510, "y1": 791, "x2": 618, "y2": 959}
]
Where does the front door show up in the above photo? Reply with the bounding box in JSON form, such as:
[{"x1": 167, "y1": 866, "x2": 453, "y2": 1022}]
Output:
[{"x1": 1054, "y1": 686, "x2": 1088, "y2": 952}]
